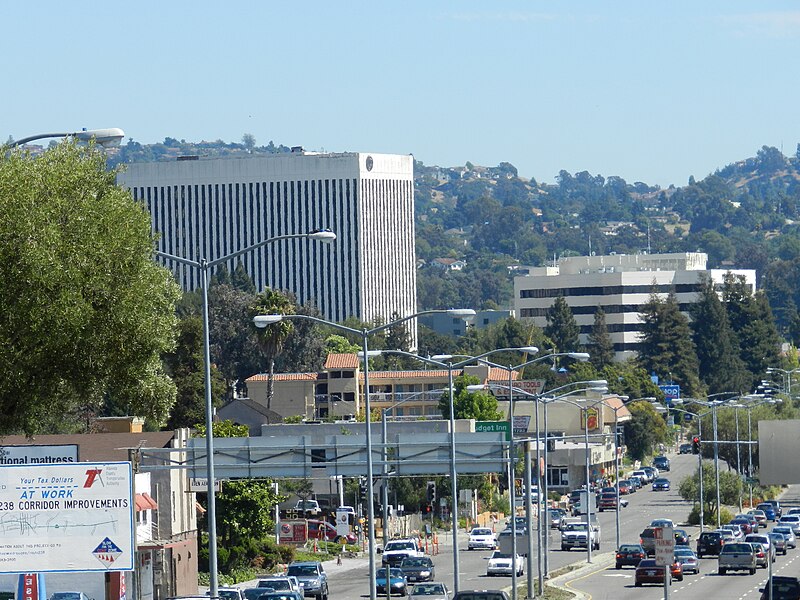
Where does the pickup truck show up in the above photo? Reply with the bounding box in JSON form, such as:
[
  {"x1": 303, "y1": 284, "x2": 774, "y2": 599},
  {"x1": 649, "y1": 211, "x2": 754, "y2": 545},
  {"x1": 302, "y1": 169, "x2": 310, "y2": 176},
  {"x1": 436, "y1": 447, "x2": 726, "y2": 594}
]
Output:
[
  {"x1": 560, "y1": 520, "x2": 600, "y2": 551},
  {"x1": 598, "y1": 492, "x2": 629, "y2": 511},
  {"x1": 381, "y1": 538, "x2": 424, "y2": 567},
  {"x1": 718, "y1": 542, "x2": 757, "y2": 575}
]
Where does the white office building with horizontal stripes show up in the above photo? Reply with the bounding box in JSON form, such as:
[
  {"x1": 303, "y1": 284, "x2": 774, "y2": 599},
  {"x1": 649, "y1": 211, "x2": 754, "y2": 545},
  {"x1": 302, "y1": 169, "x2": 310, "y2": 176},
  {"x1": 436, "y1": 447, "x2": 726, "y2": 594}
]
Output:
[
  {"x1": 514, "y1": 252, "x2": 756, "y2": 361},
  {"x1": 117, "y1": 152, "x2": 417, "y2": 331}
]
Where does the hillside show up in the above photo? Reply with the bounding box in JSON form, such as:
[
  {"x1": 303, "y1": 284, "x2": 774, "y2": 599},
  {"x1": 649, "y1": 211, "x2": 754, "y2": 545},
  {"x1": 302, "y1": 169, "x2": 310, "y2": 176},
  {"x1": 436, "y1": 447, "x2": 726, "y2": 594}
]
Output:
[{"x1": 109, "y1": 138, "x2": 800, "y2": 343}]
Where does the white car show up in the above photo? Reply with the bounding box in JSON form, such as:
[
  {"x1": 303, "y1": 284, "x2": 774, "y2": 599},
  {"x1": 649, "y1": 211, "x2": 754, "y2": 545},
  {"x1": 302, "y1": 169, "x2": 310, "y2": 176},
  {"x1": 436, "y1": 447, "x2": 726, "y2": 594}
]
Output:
[
  {"x1": 778, "y1": 515, "x2": 800, "y2": 536},
  {"x1": 468, "y1": 527, "x2": 497, "y2": 550},
  {"x1": 486, "y1": 550, "x2": 524, "y2": 576}
]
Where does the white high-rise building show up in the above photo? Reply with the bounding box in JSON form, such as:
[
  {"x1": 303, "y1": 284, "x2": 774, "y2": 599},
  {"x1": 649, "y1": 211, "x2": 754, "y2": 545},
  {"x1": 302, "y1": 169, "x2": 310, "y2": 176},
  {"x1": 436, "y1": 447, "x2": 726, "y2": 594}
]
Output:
[
  {"x1": 514, "y1": 252, "x2": 756, "y2": 361},
  {"x1": 117, "y1": 152, "x2": 417, "y2": 333}
]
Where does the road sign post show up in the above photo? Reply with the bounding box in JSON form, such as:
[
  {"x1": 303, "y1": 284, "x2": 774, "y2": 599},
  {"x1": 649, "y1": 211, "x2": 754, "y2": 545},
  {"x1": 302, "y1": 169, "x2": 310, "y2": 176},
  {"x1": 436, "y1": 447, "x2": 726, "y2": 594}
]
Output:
[{"x1": 654, "y1": 526, "x2": 674, "y2": 600}]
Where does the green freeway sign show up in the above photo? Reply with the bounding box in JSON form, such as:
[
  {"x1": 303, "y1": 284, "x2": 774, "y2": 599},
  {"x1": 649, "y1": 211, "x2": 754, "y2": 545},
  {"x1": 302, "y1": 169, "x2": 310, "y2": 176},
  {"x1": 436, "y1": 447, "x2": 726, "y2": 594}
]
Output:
[{"x1": 476, "y1": 421, "x2": 511, "y2": 441}]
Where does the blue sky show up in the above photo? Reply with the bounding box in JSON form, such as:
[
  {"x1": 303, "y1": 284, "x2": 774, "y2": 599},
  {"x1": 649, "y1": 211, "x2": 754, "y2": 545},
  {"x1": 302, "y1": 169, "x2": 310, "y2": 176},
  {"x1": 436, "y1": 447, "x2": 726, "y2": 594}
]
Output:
[{"x1": 7, "y1": 1, "x2": 800, "y2": 187}]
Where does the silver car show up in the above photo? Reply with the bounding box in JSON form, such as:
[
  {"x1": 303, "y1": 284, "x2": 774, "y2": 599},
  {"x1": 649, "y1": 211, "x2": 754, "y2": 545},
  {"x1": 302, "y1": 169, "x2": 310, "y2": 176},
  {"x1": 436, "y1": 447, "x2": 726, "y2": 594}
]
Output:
[
  {"x1": 674, "y1": 547, "x2": 700, "y2": 574},
  {"x1": 408, "y1": 582, "x2": 450, "y2": 600},
  {"x1": 773, "y1": 525, "x2": 797, "y2": 549}
]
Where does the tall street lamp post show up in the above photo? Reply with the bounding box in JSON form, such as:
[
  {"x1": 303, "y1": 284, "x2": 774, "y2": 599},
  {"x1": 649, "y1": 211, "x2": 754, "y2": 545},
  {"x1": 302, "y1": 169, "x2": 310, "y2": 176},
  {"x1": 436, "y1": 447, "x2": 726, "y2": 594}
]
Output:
[
  {"x1": 742, "y1": 397, "x2": 780, "y2": 506},
  {"x1": 7, "y1": 128, "x2": 126, "y2": 148},
  {"x1": 254, "y1": 308, "x2": 475, "y2": 600},
  {"x1": 377, "y1": 346, "x2": 539, "y2": 595},
  {"x1": 162, "y1": 228, "x2": 335, "y2": 597},
  {"x1": 669, "y1": 403, "x2": 712, "y2": 530}
]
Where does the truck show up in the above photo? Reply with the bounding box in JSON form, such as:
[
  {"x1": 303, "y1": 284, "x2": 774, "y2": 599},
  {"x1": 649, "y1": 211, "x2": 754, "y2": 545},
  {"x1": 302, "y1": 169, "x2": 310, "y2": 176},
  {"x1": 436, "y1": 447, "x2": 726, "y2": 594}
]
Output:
[{"x1": 560, "y1": 517, "x2": 601, "y2": 551}]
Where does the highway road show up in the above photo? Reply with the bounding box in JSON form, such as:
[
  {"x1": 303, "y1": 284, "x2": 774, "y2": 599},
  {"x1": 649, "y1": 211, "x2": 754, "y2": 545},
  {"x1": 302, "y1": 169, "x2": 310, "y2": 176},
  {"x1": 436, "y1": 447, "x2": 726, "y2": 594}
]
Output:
[{"x1": 326, "y1": 450, "x2": 720, "y2": 598}]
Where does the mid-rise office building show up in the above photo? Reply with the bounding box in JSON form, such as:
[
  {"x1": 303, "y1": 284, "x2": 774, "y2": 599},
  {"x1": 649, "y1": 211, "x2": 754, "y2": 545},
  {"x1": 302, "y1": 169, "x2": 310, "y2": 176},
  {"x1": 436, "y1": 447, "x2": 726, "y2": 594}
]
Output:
[
  {"x1": 514, "y1": 252, "x2": 756, "y2": 361},
  {"x1": 117, "y1": 152, "x2": 417, "y2": 331}
]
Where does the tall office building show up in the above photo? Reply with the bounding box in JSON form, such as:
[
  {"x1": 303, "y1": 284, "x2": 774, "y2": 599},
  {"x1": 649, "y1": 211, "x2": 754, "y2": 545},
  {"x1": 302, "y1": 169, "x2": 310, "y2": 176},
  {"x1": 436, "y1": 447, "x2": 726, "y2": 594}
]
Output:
[
  {"x1": 514, "y1": 252, "x2": 756, "y2": 361},
  {"x1": 118, "y1": 152, "x2": 417, "y2": 333}
]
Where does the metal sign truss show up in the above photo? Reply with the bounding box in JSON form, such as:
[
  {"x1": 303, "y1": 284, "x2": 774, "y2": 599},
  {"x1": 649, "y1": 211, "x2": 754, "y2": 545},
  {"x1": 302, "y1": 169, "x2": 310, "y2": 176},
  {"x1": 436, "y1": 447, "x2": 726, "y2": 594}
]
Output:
[{"x1": 136, "y1": 432, "x2": 507, "y2": 479}]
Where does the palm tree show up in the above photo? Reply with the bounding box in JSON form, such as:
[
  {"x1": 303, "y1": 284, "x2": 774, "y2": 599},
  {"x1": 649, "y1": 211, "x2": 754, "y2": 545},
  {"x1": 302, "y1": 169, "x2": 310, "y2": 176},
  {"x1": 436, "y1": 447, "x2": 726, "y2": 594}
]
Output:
[{"x1": 250, "y1": 289, "x2": 294, "y2": 409}]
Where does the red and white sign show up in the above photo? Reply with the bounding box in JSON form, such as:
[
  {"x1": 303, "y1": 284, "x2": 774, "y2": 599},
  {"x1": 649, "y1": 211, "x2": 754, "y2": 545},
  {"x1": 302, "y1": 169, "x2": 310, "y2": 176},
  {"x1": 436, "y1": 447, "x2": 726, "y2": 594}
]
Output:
[{"x1": 654, "y1": 526, "x2": 675, "y2": 566}]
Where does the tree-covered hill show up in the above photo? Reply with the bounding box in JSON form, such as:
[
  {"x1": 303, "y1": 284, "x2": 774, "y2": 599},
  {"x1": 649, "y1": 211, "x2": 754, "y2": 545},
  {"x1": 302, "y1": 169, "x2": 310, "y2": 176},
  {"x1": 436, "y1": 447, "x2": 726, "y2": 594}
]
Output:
[{"x1": 110, "y1": 136, "x2": 800, "y2": 343}]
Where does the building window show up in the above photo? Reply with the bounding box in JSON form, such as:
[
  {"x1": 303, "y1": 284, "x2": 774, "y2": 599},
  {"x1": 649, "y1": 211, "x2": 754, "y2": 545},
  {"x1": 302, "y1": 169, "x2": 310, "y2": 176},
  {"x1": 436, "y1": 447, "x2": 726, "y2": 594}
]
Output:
[
  {"x1": 547, "y1": 467, "x2": 569, "y2": 487},
  {"x1": 344, "y1": 392, "x2": 355, "y2": 402},
  {"x1": 341, "y1": 370, "x2": 355, "y2": 379}
]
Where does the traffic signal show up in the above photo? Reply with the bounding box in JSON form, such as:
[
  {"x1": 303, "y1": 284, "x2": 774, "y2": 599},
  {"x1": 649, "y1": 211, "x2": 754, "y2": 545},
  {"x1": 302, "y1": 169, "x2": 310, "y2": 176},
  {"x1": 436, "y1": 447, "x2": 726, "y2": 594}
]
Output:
[
  {"x1": 359, "y1": 477, "x2": 367, "y2": 496},
  {"x1": 426, "y1": 481, "x2": 436, "y2": 504},
  {"x1": 692, "y1": 436, "x2": 700, "y2": 454}
]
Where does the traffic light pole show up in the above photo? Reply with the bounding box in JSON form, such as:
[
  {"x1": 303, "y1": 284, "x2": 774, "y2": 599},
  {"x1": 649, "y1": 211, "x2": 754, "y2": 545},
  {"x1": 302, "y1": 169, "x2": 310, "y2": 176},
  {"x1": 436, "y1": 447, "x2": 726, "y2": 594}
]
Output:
[{"x1": 697, "y1": 422, "x2": 705, "y2": 531}]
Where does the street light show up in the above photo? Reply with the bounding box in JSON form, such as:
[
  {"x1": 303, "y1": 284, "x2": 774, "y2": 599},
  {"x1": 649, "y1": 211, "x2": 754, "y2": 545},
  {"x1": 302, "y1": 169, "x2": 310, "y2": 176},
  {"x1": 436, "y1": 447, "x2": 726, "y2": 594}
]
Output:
[
  {"x1": 254, "y1": 308, "x2": 475, "y2": 600},
  {"x1": 740, "y1": 396, "x2": 781, "y2": 506},
  {"x1": 368, "y1": 346, "x2": 539, "y2": 596},
  {"x1": 7, "y1": 128, "x2": 126, "y2": 148},
  {"x1": 160, "y1": 228, "x2": 335, "y2": 597}
]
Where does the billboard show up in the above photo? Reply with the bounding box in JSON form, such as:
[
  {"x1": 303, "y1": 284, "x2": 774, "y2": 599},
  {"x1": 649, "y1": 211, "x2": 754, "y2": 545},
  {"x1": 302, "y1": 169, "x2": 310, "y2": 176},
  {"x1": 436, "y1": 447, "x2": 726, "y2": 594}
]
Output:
[
  {"x1": 0, "y1": 462, "x2": 134, "y2": 573},
  {"x1": 0, "y1": 445, "x2": 78, "y2": 466}
]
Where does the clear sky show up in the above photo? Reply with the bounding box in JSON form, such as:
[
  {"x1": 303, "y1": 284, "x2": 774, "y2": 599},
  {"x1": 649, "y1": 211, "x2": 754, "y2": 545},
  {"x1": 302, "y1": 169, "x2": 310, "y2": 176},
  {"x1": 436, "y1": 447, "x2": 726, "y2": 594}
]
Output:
[{"x1": 7, "y1": 1, "x2": 800, "y2": 187}]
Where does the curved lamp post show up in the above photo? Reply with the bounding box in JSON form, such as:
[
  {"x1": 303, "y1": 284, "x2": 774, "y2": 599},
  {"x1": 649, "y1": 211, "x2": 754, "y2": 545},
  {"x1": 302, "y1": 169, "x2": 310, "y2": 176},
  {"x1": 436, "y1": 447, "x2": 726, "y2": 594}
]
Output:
[
  {"x1": 8, "y1": 128, "x2": 126, "y2": 148},
  {"x1": 254, "y1": 308, "x2": 475, "y2": 600},
  {"x1": 161, "y1": 228, "x2": 335, "y2": 597}
]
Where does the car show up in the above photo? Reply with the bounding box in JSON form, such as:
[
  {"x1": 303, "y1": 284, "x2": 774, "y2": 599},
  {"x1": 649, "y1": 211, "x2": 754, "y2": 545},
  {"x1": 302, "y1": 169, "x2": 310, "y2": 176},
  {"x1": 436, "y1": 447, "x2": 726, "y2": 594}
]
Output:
[
  {"x1": 628, "y1": 476, "x2": 643, "y2": 490},
  {"x1": 759, "y1": 575, "x2": 800, "y2": 600},
  {"x1": 211, "y1": 589, "x2": 245, "y2": 600},
  {"x1": 617, "y1": 480, "x2": 631, "y2": 495},
  {"x1": 408, "y1": 582, "x2": 450, "y2": 600},
  {"x1": 749, "y1": 510, "x2": 769, "y2": 527},
  {"x1": 642, "y1": 466, "x2": 658, "y2": 481},
  {"x1": 257, "y1": 578, "x2": 300, "y2": 594},
  {"x1": 639, "y1": 527, "x2": 658, "y2": 556},
  {"x1": 673, "y1": 529, "x2": 691, "y2": 546},
  {"x1": 615, "y1": 544, "x2": 647, "y2": 569},
  {"x1": 774, "y1": 525, "x2": 797, "y2": 549},
  {"x1": 632, "y1": 470, "x2": 650, "y2": 484},
  {"x1": 758, "y1": 503, "x2": 779, "y2": 521},
  {"x1": 452, "y1": 592, "x2": 510, "y2": 600},
  {"x1": 243, "y1": 589, "x2": 268, "y2": 600},
  {"x1": 486, "y1": 550, "x2": 524, "y2": 576},
  {"x1": 769, "y1": 532, "x2": 788, "y2": 556},
  {"x1": 679, "y1": 442, "x2": 693, "y2": 454},
  {"x1": 779, "y1": 515, "x2": 800, "y2": 536},
  {"x1": 257, "y1": 594, "x2": 303, "y2": 600},
  {"x1": 674, "y1": 547, "x2": 700, "y2": 574},
  {"x1": 650, "y1": 518, "x2": 675, "y2": 529},
  {"x1": 634, "y1": 558, "x2": 682, "y2": 586},
  {"x1": 736, "y1": 513, "x2": 761, "y2": 532},
  {"x1": 548, "y1": 508, "x2": 567, "y2": 528},
  {"x1": 716, "y1": 529, "x2": 736, "y2": 546},
  {"x1": 294, "y1": 499, "x2": 321, "y2": 515},
  {"x1": 50, "y1": 594, "x2": 91, "y2": 600},
  {"x1": 745, "y1": 534, "x2": 775, "y2": 562},
  {"x1": 400, "y1": 557, "x2": 435, "y2": 583},
  {"x1": 718, "y1": 542, "x2": 758, "y2": 574},
  {"x1": 763, "y1": 500, "x2": 784, "y2": 519},
  {"x1": 730, "y1": 517, "x2": 754, "y2": 535},
  {"x1": 376, "y1": 568, "x2": 407, "y2": 597},
  {"x1": 382, "y1": 539, "x2": 425, "y2": 567},
  {"x1": 751, "y1": 542, "x2": 770, "y2": 569},
  {"x1": 599, "y1": 492, "x2": 628, "y2": 511},
  {"x1": 652, "y1": 478, "x2": 671, "y2": 491},
  {"x1": 786, "y1": 507, "x2": 800, "y2": 516},
  {"x1": 468, "y1": 527, "x2": 496, "y2": 550},
  {"x1": 697, "y1": 531, "x2": 724, "y2": 558},
  {"x1": 285, "y1": 562, "x2": 328, "y2": 600},
  {"x1": 653, "y1": 456, "x2": 671, "y2": 471},
  {"x1": 721, "y1": 524, "x2": 744, "y2": 540}
]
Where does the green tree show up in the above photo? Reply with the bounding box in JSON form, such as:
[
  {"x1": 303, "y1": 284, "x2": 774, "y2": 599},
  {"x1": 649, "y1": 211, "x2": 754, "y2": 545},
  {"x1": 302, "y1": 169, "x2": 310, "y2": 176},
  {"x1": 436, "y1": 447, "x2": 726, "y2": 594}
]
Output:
[
  {"x1": 622, "y1": 400, "x2": 669, "y2": 461},
  {"x1": 251, "y1": 289, "x2": 295, "y2": 409},
  {"x1": 678, "y1": 461, "x2": 742, "y2": 524},
  {"x1": 0, "y1": 142, "x2": 181, "y2": 434},
  {"x1": 637, "y1": 291, "x2": 702, "y2": 396},
  {"x1": 587, "y1": 308, "x2": 614, "y2": 368},
  {"x1": 439, "y1": 375, "x2": 502, "y2": 421},
  {"x1": 273, "y1": 302, "x2": 326, "y2": 373},
  {"x1": 164, "y1": 315, "x2": 226, "y2": 429},
  {"x1": 231, "y1": 260, "x2": 256, "y2": 294},
  {"x1": 325, "y1": 334, "x2": 361, "y2": 356},
  {"x1": 690, "y1": 277, "x2": 751, "y2": 394},
  {"x1": 544, "y1": 296, "x2": 580, "y2": 353}
]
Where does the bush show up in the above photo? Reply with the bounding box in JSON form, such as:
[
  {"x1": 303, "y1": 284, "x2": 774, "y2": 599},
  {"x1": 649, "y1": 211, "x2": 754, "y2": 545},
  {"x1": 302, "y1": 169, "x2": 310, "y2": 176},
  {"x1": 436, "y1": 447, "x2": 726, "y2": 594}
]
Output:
[{"x1": 686, "y1": 504, "x2": 735, "y2": 526}]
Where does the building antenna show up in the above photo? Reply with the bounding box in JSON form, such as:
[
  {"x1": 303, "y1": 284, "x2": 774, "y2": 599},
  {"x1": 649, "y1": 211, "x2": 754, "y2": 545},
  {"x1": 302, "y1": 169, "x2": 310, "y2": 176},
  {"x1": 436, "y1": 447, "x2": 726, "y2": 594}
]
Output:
[{"x1": 647, "y1": 224, "x2": 652, "y2": 254}]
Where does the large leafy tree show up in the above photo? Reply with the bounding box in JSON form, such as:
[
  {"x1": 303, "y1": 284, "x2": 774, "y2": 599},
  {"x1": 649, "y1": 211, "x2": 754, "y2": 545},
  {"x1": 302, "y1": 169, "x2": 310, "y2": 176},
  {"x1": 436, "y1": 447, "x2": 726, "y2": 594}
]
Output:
[
  {"x1": 690, "y1": 277, "x2": 751, "y2": 394},
  {"x1": 638, "y1": 291, "x2": 702, "y2": 397},
  {"x1": 439, "y1": 374, "x2": 502, "y2": 421},
  {"x1": 0, "y1": 142, "x2": 181, "y2": 434},
  {"x1": 544, "y1": 296, "x2": 580, "y2": 353},
  {"x1": 678, "y1": 461, "x2": 742, "y2": 524},
  {"x1": 622, "y1": 400, "x2": 670, "y2": 461}
]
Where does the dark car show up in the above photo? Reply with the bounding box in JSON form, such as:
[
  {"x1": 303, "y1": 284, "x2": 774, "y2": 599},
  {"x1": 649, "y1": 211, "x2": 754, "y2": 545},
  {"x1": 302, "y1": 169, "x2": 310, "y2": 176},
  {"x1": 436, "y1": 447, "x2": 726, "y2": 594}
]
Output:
[
  {"x1": 763, "y1": 500, "x2": 784, "y2": 519},
  {"x1": 635, "y1": 559, "x2": 683, "y2": 586},
  {"x1": 653, "y1": 456, "x2": 671, "y2": 471},
  {"x1": 674, "y1": 529, "x2": 690, "y2": 546},
  {"x1": 452, "y1": 592, "x2": 510, "y2": 600},
  {"x1": 679, "y1": 443, "x2": 692, "y2": 454},
  {"x1": 731, "y1": 517, "x2": 754, "y2": 535},
  {"x1": 697, "y1": 531, "x2": 724, "y2": 558},
  {"x1": 758, "y1": 503, "x2": 779, "y2": 521},
  {"x1": 616, "y1": 544, "x2": 647, "y2": 569},
  {"x1": 760, "y1": 576, "x2": 800, "y2": 600},
  {"x1": 399, "y1": 556, "x2": 435, "y2": 583},
  {"x1": 652, "y1": 478, "x2": 671, "y2": 491}
]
